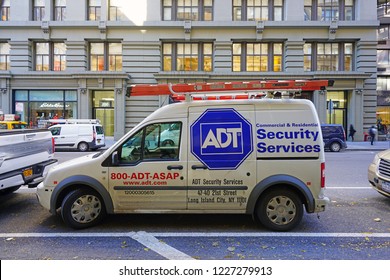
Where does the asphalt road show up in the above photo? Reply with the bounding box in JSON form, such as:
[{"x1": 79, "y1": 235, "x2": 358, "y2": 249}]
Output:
[{"x1": 0, "y1": 150, "x2": 389, "y2": 261}]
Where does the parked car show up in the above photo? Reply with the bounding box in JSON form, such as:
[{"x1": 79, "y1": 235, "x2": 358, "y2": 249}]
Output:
[
  {"x1": 48, "y1": 119, "x2": 105, "y2": 152},
  {"x1": 368, "y1": 149, "x2": 390, "y2": 198},
  {"x1": 321, "y1": 124, "x2": 347, "y2": 152},
  {"x1": 0, "y1": 121, "x2": 28, "y2": 130}
]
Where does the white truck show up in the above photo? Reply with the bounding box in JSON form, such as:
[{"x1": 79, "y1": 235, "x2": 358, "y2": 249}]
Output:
[{"x1": 0, "y1": 129, "x2": 57, "y2": 195}]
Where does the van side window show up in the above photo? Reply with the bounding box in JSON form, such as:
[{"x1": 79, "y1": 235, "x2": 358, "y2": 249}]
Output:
[
  {"x1": 50, "y1": 127, "x2": 61, "y2": 136},
  {"x1": 119, "y1": 122, "x2": 182, "y2": 163}
]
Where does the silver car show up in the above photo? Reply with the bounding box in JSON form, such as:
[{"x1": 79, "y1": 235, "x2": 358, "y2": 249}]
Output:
[{"x1": 368, "y1": 149, "x2": 390, "y2": 198}]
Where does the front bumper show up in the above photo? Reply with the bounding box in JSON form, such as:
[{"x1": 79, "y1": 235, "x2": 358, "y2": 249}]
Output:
[{"x1": 368, "y1": 163, "x2": 390, "y2": 198}]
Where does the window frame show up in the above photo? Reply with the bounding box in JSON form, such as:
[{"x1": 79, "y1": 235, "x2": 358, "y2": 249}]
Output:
[
  {"x1": 162, "y1": 42, "x2": 213, "y2": 72},
  {"x1": 33, "y1": 0, "x2": 46, "y2": 21},
  {"x1": 232, "y1": 42, "x2": 284, "y2": 72},
  {"x1": 89, "y1": 42, "x2": 123, "y2": 72},
  {"x1": 304, "y1": 42, "x2": 354, "y2": 71},
  {"x1": 88, "y1": 0, "x2": 101, "y2": 21},
  {"x1": 34, "y1": 42, "x2": 67, "y2": 72},
  {"x1": 304, "y1": 0, "x2": 355, "y2": 21},
  {"x1": 54, "y1": 0, "x2": 66, "y2": 21},
  {"x1": 1, "y1": 0, "x2": 10, "y2": 21},
  {"x1": 162, "y1": 0, "x2": 214, "y2": 21},
  {"x1": 0, "y1": 42, "x2": 10, "y2": 71},
  {"x1": 233, "y1": 0, "x2": 284, "y2": 21}
]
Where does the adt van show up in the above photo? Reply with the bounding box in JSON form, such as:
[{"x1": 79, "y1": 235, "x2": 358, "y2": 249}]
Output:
[{"x1": 37, "y1": 99, "x2": 329, "y2": 231}]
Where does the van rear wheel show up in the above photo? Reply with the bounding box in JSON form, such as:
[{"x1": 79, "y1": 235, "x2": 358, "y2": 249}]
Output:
[
  {"x1": 329, "y1": 142, "x2": 341, "y2": 152},
  {"x1": 255, "y1": 188, "x2": 303, "y2": 231},
  {"x1": 78, "y1": 142, "x2": 89, "y2": 152},
  {"x1": 61, "y1": 189, "x2": 106, "y2": 229}
]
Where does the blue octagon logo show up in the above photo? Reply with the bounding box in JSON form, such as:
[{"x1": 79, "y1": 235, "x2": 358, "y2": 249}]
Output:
[{"x1": 190, "y1": 108, "x2": 253, "y2": 170}]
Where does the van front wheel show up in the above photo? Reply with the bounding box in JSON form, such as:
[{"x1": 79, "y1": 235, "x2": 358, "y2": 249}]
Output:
[
  {"x1": 61, "y1": 189, "x2": 106, "y2": 229},
  {"x1": 256, "y1": 189, "x2": 303, "y2": 231}
]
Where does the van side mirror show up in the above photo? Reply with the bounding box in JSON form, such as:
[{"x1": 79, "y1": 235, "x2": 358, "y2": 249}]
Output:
[{"x1": 112, "y1": 151, "x2": 119, "y2": 166}]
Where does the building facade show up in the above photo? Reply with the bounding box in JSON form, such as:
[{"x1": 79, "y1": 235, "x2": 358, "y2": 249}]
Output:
[
  {"x1": 0, "y1": 0, "x2": 378, "y2": 140},
  {"x1": 377, "y1": 0, "x2": 390, "y2": 135}
]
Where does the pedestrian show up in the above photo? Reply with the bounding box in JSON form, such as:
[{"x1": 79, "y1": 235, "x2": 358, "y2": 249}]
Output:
[
  {"x1": 348, "y1": 124, "x2": 356, "y2": 141},
  {"x1": 369, "y1": 125, "x2": 377, "y2": 145}
]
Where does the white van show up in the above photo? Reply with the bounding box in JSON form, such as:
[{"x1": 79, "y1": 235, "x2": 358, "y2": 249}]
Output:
[
  {"x1": 48, "y1": 119, "x2": 105, "y2": 151},
  {"x1": 37, "y1": 99, "x2": 329, "y2": 231}
]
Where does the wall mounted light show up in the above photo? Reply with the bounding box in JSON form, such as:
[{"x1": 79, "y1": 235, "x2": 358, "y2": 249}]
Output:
[
  {"x1": 80, "y1": 88, "x2": 87, "y2": 94},
  {"x1": 0, "y1": 88, "x2": 7, "y2": 94}
]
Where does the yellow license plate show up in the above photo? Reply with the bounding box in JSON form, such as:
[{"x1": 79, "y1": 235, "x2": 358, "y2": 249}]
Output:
[{"x1": 23, "y1": 168, "x2": 33, "y2": 178}]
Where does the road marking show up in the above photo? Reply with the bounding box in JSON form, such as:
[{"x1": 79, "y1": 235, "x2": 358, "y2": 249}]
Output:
[
  {"x1": 1, "y1": 231, "x2": 390, "y2": 238},
  {"x1": 132, "y1": 231, "x2": 194, "y2": 260}
]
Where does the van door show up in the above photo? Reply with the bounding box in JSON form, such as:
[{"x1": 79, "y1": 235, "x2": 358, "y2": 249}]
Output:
[
  {"x1": 187, "y1": 105, "x2": 256, "y2": 211},
  {"x1": 108, "y1": 120, "x2": 187, "y2": 211},
  {"x1": 51, "y1": 125, "x2": 77, "y2": 148}
]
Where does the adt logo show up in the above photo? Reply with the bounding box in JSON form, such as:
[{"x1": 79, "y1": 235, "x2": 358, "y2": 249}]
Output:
[{"x1": 191, "y1": 109, "x2": 253, "y2": 170}]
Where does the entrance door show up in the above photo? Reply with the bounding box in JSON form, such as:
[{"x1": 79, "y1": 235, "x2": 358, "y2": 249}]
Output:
[
  {"x1": 93, "y1": 91, "x2": 115, "y2": 136},
  {"x1": 94, "y1": 108, "x2": 114, "y2": 136}
]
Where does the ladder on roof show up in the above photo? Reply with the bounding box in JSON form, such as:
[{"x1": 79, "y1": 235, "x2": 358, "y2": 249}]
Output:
[
  {"x1": 47, "y1": 119, "x2": 101, "y2": 124},
  {"x1": 127, "y1": 79, "x2": 333, "y2": 101}
]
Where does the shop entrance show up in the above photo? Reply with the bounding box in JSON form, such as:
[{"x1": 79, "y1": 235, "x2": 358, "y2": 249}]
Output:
[
  {"x1": 93, "y1": 91, "x2": 114, "y2": 136},
  {"x1": 326, "y1": 91, "x2": 347, "y2": 130}
]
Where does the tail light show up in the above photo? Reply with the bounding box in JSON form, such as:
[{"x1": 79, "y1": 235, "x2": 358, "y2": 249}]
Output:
[
  {"x1": 51, "y1": 137, "x2": 55, "y2": 153},
  {"x1": 321, "y1": 162, "x2": 325, "y2": 188},
  {"x1": 93, "y1": 131, "x2": 96, "y2": 143}
]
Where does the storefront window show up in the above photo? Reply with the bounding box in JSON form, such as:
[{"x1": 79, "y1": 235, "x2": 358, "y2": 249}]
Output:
[{"x1": 14, "y1": 90, "x2": 77, "y2": 128}]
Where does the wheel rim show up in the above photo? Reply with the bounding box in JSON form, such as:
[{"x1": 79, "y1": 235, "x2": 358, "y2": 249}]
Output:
[
  {"x1": 79, "y1": 143, "x2": 88, "y2": 151},
  {"x1": 330, "y1": 142, "x2": 340, "y2": 152},
  {"x1": 266, "y1": 196, "x2": 296, "y2": 225},
  {"x1": 70, "y1": 194, "x2": 101, "y2": 224}
]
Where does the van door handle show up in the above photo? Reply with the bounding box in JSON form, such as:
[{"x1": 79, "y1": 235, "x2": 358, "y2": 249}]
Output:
[
  {"x1": 167, "y1": 165, "x2": 183, "y2": 170},
  {"x1": 191, "y1": 165, "x2": 208, "y2": 170}
]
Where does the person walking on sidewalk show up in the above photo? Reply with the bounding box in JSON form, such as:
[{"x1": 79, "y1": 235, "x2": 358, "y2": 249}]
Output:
[
  {"x1": 348, "y1": 124, "x2": 356, "y2": 141},
  {"x1": 369, "y1": 125, "x2": 377, "y2": 145}
]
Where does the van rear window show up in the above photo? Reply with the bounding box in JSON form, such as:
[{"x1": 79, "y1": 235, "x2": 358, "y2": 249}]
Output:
[{"x1": 95, "y1": 126, "x2": 104, "y2": 134}]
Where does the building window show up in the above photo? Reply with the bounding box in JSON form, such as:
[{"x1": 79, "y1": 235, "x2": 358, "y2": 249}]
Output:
[
  {"x1": 1, "y1": 0, "x2": 10, "y2": 21},
  {"x1": 90, "y1": 42, "x2": 122, "y2": 71},
  {"x1": 14, "y1": 90, "x2": 77, "y2": 128},
  {"x1": 378, "y1": 0, "x2": 390, "y2": 18},
  {"x1": 304, "y1": 42, "x2": 353, "y2": 71},
  {"x1": 34, "y1": 42, "x2": 67, "y2": 71},
  {"x1": 88, "y1": 0, "x2": 101, "y2": 21},
  {"x1": 162, "y1": 42, "x2": 213, "y2": 71},
  {"x1": 0, "y1": 42, "x2": 10, "y2": 70},
  {"x1": 378, "y1": 25, "x2": 390, "y2": 41},
  {"x1": 233, "y1": 0, "x2": 283, "y2": 21},
  {"x1": 304, "y1": 0, "x2": 354, "y2": 21},
  {"x1": 378, "y1": 49, "x2": 390, "y2": 66},
  {"x1": 232, "y1": 42, "x2": 283, "y2": 72},
  {"x1": 33, "y1": 0, "x2": 45, "y2": 21},
  {"x1": 162, "y1": 0, "x2": 213, "y2": 21},
  {"x1": 54, "y1": 0, "x2": 66, "y2": 21},
  {"x1": 109, "y1": 0, "x2": 126, "y2": 21}
]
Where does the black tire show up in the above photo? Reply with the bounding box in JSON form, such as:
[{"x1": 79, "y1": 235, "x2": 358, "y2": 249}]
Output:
[
  {"x1": 78, "y1": 142, "x2": 89, "y2": 152},
  {"x1": 61, "y1": 189, "x2": 106, "y2": 229},
  {"x1": 329, "y1": 141, "x2": 341, "y2": 152},
  {"x1": 255, "y1": 188, "x2": 303, "y2": 231}
]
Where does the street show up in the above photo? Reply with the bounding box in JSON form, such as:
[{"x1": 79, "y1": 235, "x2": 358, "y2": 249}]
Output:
[{"x1": 0, "y1": 150, "x2": 389, "y2": 260}]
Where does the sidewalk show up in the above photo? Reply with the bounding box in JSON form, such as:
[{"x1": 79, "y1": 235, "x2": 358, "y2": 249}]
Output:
[{"x1": 346, "y1": 140, "x2": 390, "y2": 151}]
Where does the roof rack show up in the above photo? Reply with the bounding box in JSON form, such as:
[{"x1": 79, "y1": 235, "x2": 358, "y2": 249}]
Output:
[
  {"x1": 127, "y1": 80, "x2": 333, "y2": 101},
  {"x1": 47, "y1": 119, "x2": 101, "y2": 124}
]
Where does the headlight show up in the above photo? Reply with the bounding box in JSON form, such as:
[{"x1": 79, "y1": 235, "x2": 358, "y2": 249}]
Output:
[{"x1": 372, "y1": 154, "x2": 381, "y2": 166}]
